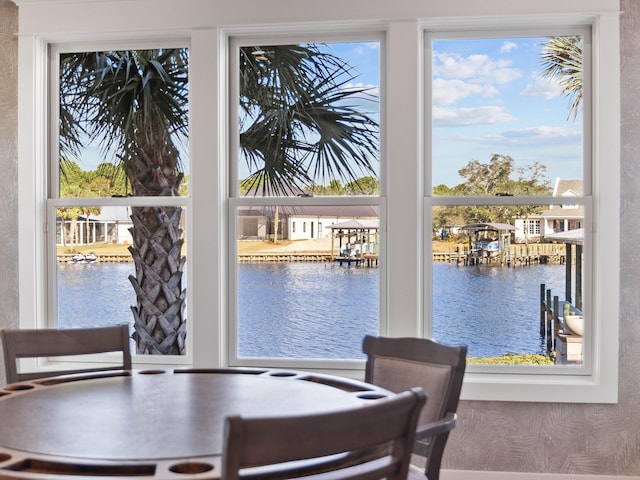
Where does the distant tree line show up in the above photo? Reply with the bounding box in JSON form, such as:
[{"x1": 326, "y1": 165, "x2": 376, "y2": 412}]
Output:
[{"x1": 240, "y1": 175, "x2": 379, "y2": 195}]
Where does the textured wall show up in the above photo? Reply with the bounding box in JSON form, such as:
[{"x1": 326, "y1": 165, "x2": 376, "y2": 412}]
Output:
[
  {"x1": 0, "y1": 0, "x2": 18, "y2": 386},
  {"x1": 0, "y1": 0, "x2": 638, "y2": 475},
  {"x1": 445, "y1": 0, "x2": 640, "y2": 475}
]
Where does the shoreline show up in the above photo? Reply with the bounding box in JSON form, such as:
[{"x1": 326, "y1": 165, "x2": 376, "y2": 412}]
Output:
[{"x1": 58, "y1": 239, "x2": 563, "y2": 258}]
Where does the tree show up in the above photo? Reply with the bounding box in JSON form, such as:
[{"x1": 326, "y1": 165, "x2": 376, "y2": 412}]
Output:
[
  {"x1": 345, "y1": 176, "x2": 379, "y2": 195},
  {"x1": 451, "y1": 154, "x2": 551, "y2": 225},
  {"x1": 540, "y1": 36, "x2": 582, "y2": 120},
  {"x1": 59, "y1": 44, "x2": 378, "y2": 355},
  {"x1": 432, "y1": 184, "x2": 466, "y2": 239},
  {"x1": 57, "y1": 161, "x2": 92, "y2": 247}
]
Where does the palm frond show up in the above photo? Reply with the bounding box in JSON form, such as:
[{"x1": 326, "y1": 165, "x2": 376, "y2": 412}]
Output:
[
  {"x1": 540, "y1": 36, "x2": 583, "y2": 120},
  {"x1": 239, "y1": 43, "x2": 379, "y2": 194}
]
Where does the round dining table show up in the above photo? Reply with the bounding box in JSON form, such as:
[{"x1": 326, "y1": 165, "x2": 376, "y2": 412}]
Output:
[{"x1": 0, "y1": 368, "x2": 391, "y2": 479}]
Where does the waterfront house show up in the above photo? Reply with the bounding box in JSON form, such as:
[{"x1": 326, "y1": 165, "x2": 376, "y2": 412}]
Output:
[
  {"x1": 57, "y1": 206, "x2": 134, "y2": 246},
  {"x1": 238, "y1": 205, "x2": 378, "y2": 242},
  {"x1": 513, "y1": 179, "x2": 584, "y2": 243}
]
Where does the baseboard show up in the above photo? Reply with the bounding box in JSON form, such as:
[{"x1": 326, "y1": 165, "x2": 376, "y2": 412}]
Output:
[{"x1": 442, "y1": 470, "x2": 640, "y2": 480}]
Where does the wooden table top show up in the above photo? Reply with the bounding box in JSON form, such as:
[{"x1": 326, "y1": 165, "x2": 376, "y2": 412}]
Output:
[{"x1": 0, "y1": 369, "x2": 390, "y2": 479}]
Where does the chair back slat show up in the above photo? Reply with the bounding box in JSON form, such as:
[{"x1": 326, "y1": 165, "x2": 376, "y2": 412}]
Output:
[
  {"x1": 1, "y1": 325, "x2": 132, "y2": 384},
  {"x1": 222, "y1": 388, "x2": 426, "y2": 480}
]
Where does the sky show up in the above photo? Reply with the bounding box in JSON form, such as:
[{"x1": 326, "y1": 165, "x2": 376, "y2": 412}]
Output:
[
  {"x1": 329, "y1": 36, "x2": 583, "y2": 188},
  {"x1": 72, "y1": 37, "x2": 583, "y2": 189}
]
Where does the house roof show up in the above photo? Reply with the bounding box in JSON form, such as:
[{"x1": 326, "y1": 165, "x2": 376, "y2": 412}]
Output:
[
  {"x1": 541, "y1": 205, "x2": 585, "y2": 218},
  {"x1": 461, "y1": 222, "x2": 517, "y2": 233},
  {"x1": 81, "y1": 206, "x2": 133, "y2": 222},
  {"x1": 546, "y1": 228, "x2": 584, "y2": 245},
  {"x1": 553, "y1": 179, "x2": 583, "y2": 196},
  {"x1": 327, "y1": 219, "x2": 379, "y2": 230}
]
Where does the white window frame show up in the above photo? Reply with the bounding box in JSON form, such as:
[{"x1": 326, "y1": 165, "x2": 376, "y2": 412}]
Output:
[
  {"x1": 16, "y1": 1, "x2": 619, "y2": 403},
  {"x1": 226, "y1": 31, "x2": 386, "y2": 373},
  {"x1": 423, "y1": 18, "x2": 619, "y2": 403},
  {"x1": 20, "y1": 36, "x2": 195, "y2": 370}
]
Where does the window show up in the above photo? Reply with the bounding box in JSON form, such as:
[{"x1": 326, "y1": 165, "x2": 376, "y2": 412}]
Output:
[
  {"x1": 429, "y1": 32, "x2": 589, "y2": 365},
  {"x1": 425, "y1": 18, "x2": 619, "y2": 402},
  {"x1": 17, "y1": 2, "x2": 618, "y2": 403},
  {"x1": 50, "y1": 44, "x2": 190, "y2": 359},
  {"x1": 229, "y1": 37, "x2": 382, "y2": 367}
]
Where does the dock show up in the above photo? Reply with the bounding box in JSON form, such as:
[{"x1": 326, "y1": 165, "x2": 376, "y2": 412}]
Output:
[
  {"x1": 539, "y1": 283, "x2": 583, "y2": 364},
  {"x1": 238, "y1": 253, "x2": 330, "y2": 263},
  {"x1": 432, "y1": 244, "x2": 569, "y2": 267},
  {"x1": 57, "y1": 254, "x2": 133, "y2": 263}
]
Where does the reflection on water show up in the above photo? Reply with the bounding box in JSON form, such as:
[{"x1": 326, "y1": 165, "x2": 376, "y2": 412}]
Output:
[
  {"x1": 57, "y1": 261, "x2": 568, "y2": 359},
  {"x1": 432, "y1": 263, "x2": 566, "y2": 357},
  {"x1": 237, "y1": 263, "x2": 379, "y2": 359},
  {"x1": 58, "y1": 263, "x2": 136, "y2": 330}
]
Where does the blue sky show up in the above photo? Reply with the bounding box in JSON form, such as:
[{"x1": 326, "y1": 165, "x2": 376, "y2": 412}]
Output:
[{"x1": 330, "y1": 37, "x2": 583, "y2": 188}]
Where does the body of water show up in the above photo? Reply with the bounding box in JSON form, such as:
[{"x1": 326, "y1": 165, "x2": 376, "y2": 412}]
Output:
[{"x1": 58, "y1": 261, "x2": 567, "y2": 359}]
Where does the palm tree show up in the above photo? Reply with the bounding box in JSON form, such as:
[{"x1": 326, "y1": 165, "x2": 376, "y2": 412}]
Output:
[
  {"x1": 59, "y1": 44, "x2": 378, "y2": 355},
  {"x1": 61, "y1": 49, "x2": 188, "y2": 355},
  {"x1": 540, "y1": 35, "x2": 583, "y2": 120},
  {"x1": 239, "y1": 44, "x2": 379, "y2": 195}
]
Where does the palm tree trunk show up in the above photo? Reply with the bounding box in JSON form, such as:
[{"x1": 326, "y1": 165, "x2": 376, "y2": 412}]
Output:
[
  {"x1": 128, "y1": 205, "x2": 186, "y2": 354},
  {"x1": 127, "y1": 128, "x2": 187, "y2": 355}
]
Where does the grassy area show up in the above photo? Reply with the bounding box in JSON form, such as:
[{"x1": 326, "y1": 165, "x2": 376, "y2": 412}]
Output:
[
  {"x1": 57, "y1": 243, "x2": 132, "y2": 255},
  {"x1": 57, "y1": 240, "x2": 559, "y2": 256},
  {"x1": 57, "y1": 240, "x2": 304, "y2": 256},
  {"x1": 237, "y1": 240, "x2": 299, "y2": 254},
  {"x1": 468, "y1": 353, "x2": 556, "y2": 365}
]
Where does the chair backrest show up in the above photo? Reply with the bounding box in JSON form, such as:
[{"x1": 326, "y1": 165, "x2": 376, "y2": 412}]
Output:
[
  {"x1": 1, "y1": 325, "x2": 132, "y2": 384},
  {"x1": 362, "y1": 335, "x2": 467, "y2": 480},
  {"x1": 222, "y1": 388, "x2": 426, "y2": 480}
]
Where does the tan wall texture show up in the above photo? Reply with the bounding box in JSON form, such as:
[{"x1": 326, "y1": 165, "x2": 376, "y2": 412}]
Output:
[
  {"x1": 0, "y1": 0, "x2": 638, "y2": 475},
  {"x1": 0, "y1": 0, "x2": 18, "y2": 384}
]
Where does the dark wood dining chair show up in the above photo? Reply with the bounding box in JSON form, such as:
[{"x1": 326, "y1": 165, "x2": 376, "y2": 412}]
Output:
[
  {"x1": 221, "y1": 387, "x2": 426, "y2": 480},
  {"x1": 362, "y1": 335, "x2": 467, "y2": 480},
  {"x1": 1, "y1": 324, "x2": 132, "y2": 384}
]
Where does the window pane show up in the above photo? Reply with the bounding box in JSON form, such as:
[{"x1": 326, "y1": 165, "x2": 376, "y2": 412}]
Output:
[
  {"x1": 236, "y1": 205, "x2": 379, "y2": 360},
  {"x1": 55, "y1": 204, "x2": 188, "y2": 355},
  {"x1": 56, "y1": 47, "x2": 189, "y2": 356},
  {"x1": 233, "y1": 38, "x2": 382, "y2": 363},
  {"x1": 237, "y1": 42, "x2": 380, "y2": 197},
  {"x1": 59, "y1": 48, "x2": 189, "y2": 197},
  {"x1": 431, "y1": 204, "x2": 583, "y2": 365},
  {"x1": 432, "y1": 36, "x2": 583, "y2": 192},
  {"x1": 430, "y1": 34, "x2": 586, "y2": 367}
]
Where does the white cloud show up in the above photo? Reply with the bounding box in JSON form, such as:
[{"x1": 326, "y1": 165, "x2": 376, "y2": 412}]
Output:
[
  {"x1": 521, "y1": 74, "x2": 562, "y2": 99},
  {"x1": 433, "y1": 105, "x2": 516, "y2": 126},
  {"x1": 432, "y1": 78, "x2": 499, "y2": 106},
  {"x1": 352, "y1": 42, "x2": 379, "y2": 56},
  {"x1": 500, "y1": 41, "x2": 518, "y2": 53},
  {"x1": 460, "y1": 125, "x2": 581, "y2": 147},
  {"x1": 345, "y1": 82, "x2": 378, "y2": 96},
  {"x1": 433, "y1": 52, "x2": 522, "y2": 85},
  {"x1": 501, "y1": 125, "x2": 580, "y2": 144}
]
